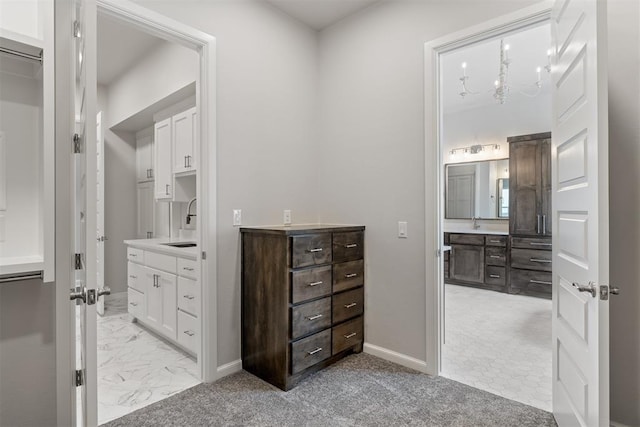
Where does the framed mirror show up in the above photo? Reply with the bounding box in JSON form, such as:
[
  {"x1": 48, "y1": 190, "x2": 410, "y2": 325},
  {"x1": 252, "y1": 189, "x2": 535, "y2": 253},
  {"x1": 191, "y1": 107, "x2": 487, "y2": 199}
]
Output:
[{"x1": 445, "y1": 158, "x2": 509, "y2": 219}]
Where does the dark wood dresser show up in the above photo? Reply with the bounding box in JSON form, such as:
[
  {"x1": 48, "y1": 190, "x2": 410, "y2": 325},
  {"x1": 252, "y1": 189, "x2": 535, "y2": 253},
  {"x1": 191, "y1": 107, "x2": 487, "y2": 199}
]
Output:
[{"x1": 240, "y1": 225, "x2": 365, "y2": 390}]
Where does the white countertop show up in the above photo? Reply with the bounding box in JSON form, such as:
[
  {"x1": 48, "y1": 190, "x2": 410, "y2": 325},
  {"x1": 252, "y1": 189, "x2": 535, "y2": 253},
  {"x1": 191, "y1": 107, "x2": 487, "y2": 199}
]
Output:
[
  {"x1": 123, "y1": 238, "x2": 198, "y2": 259},
  {"x1": 443, "y1": 229, "x2": 509, "y2": 235},
  {"x1": 0, "y1": 255, "x2": 44, "y2": 277}
]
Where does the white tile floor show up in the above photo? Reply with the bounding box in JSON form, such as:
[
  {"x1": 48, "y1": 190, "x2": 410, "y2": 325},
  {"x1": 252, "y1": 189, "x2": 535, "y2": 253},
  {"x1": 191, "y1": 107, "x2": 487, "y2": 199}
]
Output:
[
  {"x1": 76, "y1": 293, "x2": 200, "y2": 425},
  {"x1": 441, "y1": 284, "x2": 552, "y2": 411}
]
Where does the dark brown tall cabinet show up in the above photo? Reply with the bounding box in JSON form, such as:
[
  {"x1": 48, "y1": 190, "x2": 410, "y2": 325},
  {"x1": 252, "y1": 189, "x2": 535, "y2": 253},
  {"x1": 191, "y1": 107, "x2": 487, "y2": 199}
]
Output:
[
  {"x1": 508, "y1": 132, "x2": 552, "y2": 298},
  {"x1": 241, "y1": 225, "x2": 365, "y2": 391}
]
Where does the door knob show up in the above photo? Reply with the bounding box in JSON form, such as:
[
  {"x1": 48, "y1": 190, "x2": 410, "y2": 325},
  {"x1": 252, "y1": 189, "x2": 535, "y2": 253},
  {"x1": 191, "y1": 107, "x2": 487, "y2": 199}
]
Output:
[
  {"x1": 572, "y1": 281, "x2": 597, "y2": 298},
  {"x1": 97, "y1": 286, "x2": 111, "y2": 299},
  {"x1": 70, "y1": 287, "x2": 86, "y2": 303},
  {"x1": 610, "y1": 286, "x2": 620, "y2": 295}
]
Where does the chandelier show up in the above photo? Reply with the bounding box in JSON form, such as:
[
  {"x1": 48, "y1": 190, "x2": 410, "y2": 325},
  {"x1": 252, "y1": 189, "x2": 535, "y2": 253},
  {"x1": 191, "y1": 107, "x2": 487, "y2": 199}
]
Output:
[{"x1": 458, "y1": 39, "x2": 550, "y2": 104}]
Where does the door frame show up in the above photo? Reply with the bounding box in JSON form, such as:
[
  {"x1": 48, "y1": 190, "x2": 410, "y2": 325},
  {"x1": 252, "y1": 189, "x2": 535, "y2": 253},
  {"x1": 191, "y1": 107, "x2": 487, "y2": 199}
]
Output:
[
  {"x1": 55, "y1": 0, "x2": 218, "y2": 424},
  {"x1": 423, "y1": 2, "x2": 552, "y2": 377}
]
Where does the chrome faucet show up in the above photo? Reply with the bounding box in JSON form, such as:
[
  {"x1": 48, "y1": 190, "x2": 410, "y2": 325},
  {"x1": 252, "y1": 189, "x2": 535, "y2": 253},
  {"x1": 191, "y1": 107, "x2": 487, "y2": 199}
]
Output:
[
  {"x1": 472, "y1": 216, "x2": 481, "y2": 230},
  {"x1": 186, "y1": 197, "x2": 197, "y2": 225}
]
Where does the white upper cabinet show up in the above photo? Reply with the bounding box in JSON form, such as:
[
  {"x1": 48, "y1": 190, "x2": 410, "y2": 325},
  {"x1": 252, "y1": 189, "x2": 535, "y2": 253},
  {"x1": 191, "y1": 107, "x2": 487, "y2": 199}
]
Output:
[
  {"x1": 136, "y1": 182, "x2": 154, "y2": 239},
  {"x1": 154, "y1": 117, "x2": 173, "y2": 201},
  {"x1": 136, "y1": 132, "x2": 154, "y2": 182},
  {"x1": 172, "y1": 107, "x2": 197, "y2": 174}
]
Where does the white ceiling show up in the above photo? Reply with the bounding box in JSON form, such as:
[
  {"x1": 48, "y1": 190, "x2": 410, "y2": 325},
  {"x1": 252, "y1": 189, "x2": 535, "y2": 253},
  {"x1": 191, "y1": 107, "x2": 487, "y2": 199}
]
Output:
[
  {"x1": 442, "y1": 23, "x2": 552, "y2": 114},
  {"x1": 265, "y1": 0, "x2": 381, "y2": 30},
  {"x1": 97, "y1": 13, "x2": 163, "y2": 85}
]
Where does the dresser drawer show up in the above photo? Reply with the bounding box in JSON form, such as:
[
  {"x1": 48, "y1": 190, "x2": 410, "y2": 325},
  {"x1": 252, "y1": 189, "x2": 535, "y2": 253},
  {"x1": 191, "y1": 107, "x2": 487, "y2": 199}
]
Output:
[
  {"x1": 291, "y1": 297, "x2": 331, "y2": 340},
  {"x1": 449, "y1": 234, "x2": 485, "y2": 246},
  {"x1": 485, "y1": 266, "x2": 506, "y2": 286},
  {"x1": 178, "y1": 276, "x2": 200, "y2": 316},
  {"x1": 511, "y1": 248, "x2": 552, "y2": 272},
  {"x1": 485, "y1": 235, "x2": 507, "y2": 247},
  {"x1": 177, "y1": 310, "x2": 198, "y2": 354},
  {"x1": 332, "y1": 231, "x2": 364, "y2": 262},
  {"x1": 145, "y1": 251, "x2": 177, "y2": 274},
  {"x1": 332, "y1": 316, "x2": 363, "y2": 355},
  {"x1": 127, "y1": 247, "x2": 144, "y2": 263},
  {"x1": 291, "y1": 329, "x2": 331, "y2": 374},
  {"x1": 291, "y1": 265, "x2": 332, "y2": 304},
  {"x1": 510, "y1": 269, "x2": 552, "y2": 296},
  {"x1": 127, "y1": 262, "x2": 145, "y2": 292},
  {"x1": 485, "y1": 247, "x2": 506, "y2": 266},
  {"x1": 333, "y1": 287, "x2": 364, "y2": 324},
  {"x1": 177, "y1": 257, "x2": 198, "y2": 279},
  {"x1": 511, "y1": 236, "x2": 552, "y2": 250},
  {"x1": 333, "y1": 259, "x2": 364, "y2": 293},
  {"x1": 291, "y1": 234, "x2": 332, "y2": 268},
  {"x1": 127, "y1": 287, "x2": 144, "y2": 318}
]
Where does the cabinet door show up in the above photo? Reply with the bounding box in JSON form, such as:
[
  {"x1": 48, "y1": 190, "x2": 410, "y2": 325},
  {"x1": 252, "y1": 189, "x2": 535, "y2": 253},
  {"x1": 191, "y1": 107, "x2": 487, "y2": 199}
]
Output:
[
  {"x1": 145, "y1": 268, "x2": 163, "y2": 331},
  {"x1": 154, "y1": 118, "x2": 173, "y2": 200},
  {"x1": 450, "y1": 244, "x2": 485, "y2": 284},
  {"x1": 540, "y1": 138, "x2": 552, "y2": 236},
  {"x1": 136, "y1": 182, "x2": 154, "y2": 239},
  {"x1": 159, "y1": 270, "x2": 177, "y2": 340},
  {"x1": 509, "y1": 140, "x2": 542, "y2": 236},
  {"x1": 136, "y1": 133, "x2": 153, "y2": 182},
  {"x1": 172, "y1": 107, "x2": 196, "y2": 174}
]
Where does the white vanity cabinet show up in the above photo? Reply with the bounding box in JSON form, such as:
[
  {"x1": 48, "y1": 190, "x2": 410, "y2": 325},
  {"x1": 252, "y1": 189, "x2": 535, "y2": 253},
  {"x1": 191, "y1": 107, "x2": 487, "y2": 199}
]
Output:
[
  {"x1": 144, "y1": 267, "x2": 177, "y2": 340},
  {"x1": 136, "y1": 131, "x2": 154, "y2": 182},
  {"x1": 154, "y1": 117, "x2": 173, "y2": 201},
  {"x1": 172, "y1": 107, "x2": 197, "y2": 174}
]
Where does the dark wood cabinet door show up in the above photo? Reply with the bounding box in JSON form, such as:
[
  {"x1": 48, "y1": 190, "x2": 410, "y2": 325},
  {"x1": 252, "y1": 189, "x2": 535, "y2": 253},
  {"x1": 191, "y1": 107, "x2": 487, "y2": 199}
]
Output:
[
  {"x1": 509, "y1": 140, "x2": 542, "y2": 236},
  {"x1": 540, "y1": 138, "x2": 552, "y2": 236},
  {"x1": 450, "y1": 244, "x2": 485, "y2": 284}
]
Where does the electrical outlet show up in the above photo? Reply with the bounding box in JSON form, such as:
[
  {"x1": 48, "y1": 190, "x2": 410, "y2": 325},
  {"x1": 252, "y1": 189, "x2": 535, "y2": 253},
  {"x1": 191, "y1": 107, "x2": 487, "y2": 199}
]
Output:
[
  {"x1": 398, "y1": 221, "x2": 408, "y2": 238},
  {"x1": 233, "y1": 209, "x2": 242, "y2": 226},
  {"x1": 283, "y1": 209, "x2": 292, "y2": 226}
]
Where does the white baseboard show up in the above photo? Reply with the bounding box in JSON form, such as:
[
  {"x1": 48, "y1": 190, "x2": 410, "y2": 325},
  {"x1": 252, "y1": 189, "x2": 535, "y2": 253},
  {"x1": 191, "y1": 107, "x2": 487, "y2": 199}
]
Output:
[
  {"x1": 363, "y1": 342, "x2": 429, "y2": 373},
  {"x1": 217, "y1": 359, "x2": 242, "y2": 378},
  {"x1": 611, "y1": 421, "x2": 635, "y2": 427}
]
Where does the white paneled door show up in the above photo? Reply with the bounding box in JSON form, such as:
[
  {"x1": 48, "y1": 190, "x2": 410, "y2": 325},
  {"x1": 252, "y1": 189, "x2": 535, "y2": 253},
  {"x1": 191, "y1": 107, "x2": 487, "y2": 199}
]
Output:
[
  {"x1": 96, "y1": 111, "x2": 105, "y2": 316},
  {"x1": 551, "y1": 0, "x2": 610, "y2": 426}
]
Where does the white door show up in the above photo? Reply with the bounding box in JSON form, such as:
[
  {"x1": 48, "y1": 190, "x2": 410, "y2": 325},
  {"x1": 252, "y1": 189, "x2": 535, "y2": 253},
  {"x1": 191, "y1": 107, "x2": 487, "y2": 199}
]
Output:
[
  {"x1": 154, "y1": 118, "x2": 173, "y2": 200},
  {"x1": 173, "y1": 107, "x2": 196, "y2": 173},
  {"x1": 96, "y1": 111, "x2": 105, "y2": 316},
  {"x1": 136, "y1": 182, "x2": 154, "y2": 239},
  {"x1": 551, "y1": 0, "x2": 611, "y2": 425},
  {"x1": 136, "y1": 133, "x2": 153, "y2": 182},
  {"x1": 145, "y1": 267, "x2": 163, "y2": 330},
  {"x1": 160, "y1": 271, "x2": 177, "y2": 339}
]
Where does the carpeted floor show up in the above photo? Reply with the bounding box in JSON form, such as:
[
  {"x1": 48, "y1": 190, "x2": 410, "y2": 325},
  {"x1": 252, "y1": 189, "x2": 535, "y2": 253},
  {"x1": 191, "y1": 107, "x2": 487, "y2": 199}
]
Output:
[{"x1": 104, "y1": 353, "x2": 557, "y2": 426}]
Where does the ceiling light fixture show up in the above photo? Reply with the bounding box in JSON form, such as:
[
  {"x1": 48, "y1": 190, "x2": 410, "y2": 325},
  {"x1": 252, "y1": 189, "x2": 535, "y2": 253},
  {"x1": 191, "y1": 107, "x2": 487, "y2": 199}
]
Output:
[{"x1": 450, "y1": 143, "x2": 500, "y2": 157}]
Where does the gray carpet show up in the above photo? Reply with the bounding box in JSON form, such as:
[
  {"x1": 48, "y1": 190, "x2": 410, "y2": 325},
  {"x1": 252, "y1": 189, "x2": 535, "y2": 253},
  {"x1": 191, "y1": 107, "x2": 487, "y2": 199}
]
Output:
[{"x1": 103, "y1": 353, "x2": 557, "y2": 426}]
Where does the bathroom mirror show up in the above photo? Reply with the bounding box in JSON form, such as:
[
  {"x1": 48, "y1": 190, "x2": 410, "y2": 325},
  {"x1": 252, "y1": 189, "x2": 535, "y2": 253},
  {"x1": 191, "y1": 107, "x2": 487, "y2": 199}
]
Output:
[{"x1": 445, "y1": 159, "x2": 509, "y2": 219}]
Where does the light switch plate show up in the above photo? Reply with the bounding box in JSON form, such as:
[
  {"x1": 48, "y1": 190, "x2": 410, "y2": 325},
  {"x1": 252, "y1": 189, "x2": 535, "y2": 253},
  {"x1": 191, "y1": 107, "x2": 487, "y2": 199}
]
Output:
[
  {"x1": 283, "y1": 209, "x2": 292, "y2": 226},
  {"x1": 398, "y1": 221, "x2": 408, "y2": 238},
  {"x1": 233, "y1": 209, "x2": 242, "y2": 226}
]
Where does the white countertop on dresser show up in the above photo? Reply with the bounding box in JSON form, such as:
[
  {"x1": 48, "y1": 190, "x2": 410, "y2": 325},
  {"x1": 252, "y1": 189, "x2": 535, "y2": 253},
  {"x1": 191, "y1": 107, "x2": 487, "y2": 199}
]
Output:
[
  {"x1": 123, "y1": 238, "x2": 198, "y2": 259},
  {"x1": 443, "y1": 229, "x2": 509, "y2": 235},
  {"x1": 0, "y1": 255, "x2": 44, "y2": 278}
]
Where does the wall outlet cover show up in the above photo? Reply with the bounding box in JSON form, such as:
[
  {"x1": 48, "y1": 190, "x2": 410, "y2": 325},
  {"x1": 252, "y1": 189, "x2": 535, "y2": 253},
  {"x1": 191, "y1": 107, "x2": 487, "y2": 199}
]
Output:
[
  {"x1": 283, "y1": 209, "x2": 292, "y2": 225},
  {"x1": 233, "y1": 209, "x2": 242, "y2": 226},
  {"x1": 398, "y1": 221, "x2": 408, "y2": 238}
]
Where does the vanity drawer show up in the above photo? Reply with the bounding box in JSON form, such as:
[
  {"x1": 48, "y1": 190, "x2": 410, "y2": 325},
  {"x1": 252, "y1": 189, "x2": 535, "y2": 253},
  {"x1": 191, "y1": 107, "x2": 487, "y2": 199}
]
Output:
[
  {"x1": 333, "y1": 259, "x2": 364, "y2": 293},
  {"x1": 332, "y1": 231, "x2": 364, "y2": 263},
  {"x1": 333, "y1": 287, "x2": 364, "y2": 324},
  {"x1": 127, "y1": 262, "x2": 145, "y2": 292},
  {"x1": 511, "y1": 236, "x2": 552, "y2": 250},
  {"x1": 178, "y1": 277, "x2": 200, "y2": 316},
  {"x1": 177, "y1": 257, "x2": 198, "y2": 279},
  {"x1": 127, "y1": 287, "x2": 144, "y2": 318},
  {"x1": 291, "y1": 329, "x2": 331, "y2": 374},
  {"x1": 485, "y1": 235, "x2": 507, "y2": 247},
  {"x1": 291, "y1": 265, "x2": 332, "y2": 304},
  {"x1": 511, "y1": 248, "x2": 552, "y2": 272},
  {"x1": 485, "y1": 266, "x2": 506, "y2": 286},
  {"x1": 291, "y1": 234, "x2": 332, "y2": 268},
  {"x1": 485, "y1": 247, "x2": 506, "y2": 266},
  {"x1": 177, "y1": 310, "x2": 198, "y2": 354},
  {"x1": 449, "y1": 234, "x2": 485, "y2": 246},
  {"x1": 127, "y1": 247, "x2": 144, "y2": 263},
  {"x1": 291, "y1": 297, "x2": 331, "y2": 340},
  {"x1": 510, "y1": 269, "x2": 552, "y2": 296},
  {"x1": 145, "y1": 251, "x2": 177, "y2": 274},
  {"x1": 332, "y1": 316, "x2": 363, "y2": 355}
]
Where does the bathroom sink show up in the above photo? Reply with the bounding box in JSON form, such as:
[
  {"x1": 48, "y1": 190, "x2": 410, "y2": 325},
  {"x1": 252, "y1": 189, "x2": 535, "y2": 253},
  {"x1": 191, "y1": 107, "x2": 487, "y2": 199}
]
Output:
[{"x1": 161, "y1": 242, "x2": 197, "y2": 248}]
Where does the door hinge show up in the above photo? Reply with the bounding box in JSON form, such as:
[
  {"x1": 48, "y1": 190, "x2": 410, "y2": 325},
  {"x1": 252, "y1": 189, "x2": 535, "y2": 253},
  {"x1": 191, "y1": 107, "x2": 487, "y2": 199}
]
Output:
[
  {"x1": 75, "y1": 369, "x2": 84, "y2": 387},
  {"x1": 201, "y1": 251, "x2": 207, "y2": 260},
  {"x1": 74, "y1": 253, "x2": 83, "y2": 270},
  {"x1": 73, "y1": 21, "x2": 81, "y2": 38},
  {"x1": 73, "y1": 133, "x2": 83, "y2": 154}
]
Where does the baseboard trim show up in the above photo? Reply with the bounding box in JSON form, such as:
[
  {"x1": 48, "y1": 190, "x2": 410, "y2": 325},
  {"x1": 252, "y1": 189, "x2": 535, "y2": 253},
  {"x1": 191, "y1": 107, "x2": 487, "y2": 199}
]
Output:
[
  {"x1": 363, "y1": 343, "x2": 428, "y2": 373},
  {"x1": 217, "y1": 359, "x2": 242, "y2": 378},
  {"x1": 611, "y1": 421, "x2": 635, "y2": 427}
]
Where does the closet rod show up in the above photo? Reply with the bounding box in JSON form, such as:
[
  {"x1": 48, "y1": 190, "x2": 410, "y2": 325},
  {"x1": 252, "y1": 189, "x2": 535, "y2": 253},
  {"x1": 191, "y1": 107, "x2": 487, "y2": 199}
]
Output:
[
  {"x1": 0, "y1": 46, "x2": 42, "y2": 63},
  {"x1": 0, "y1": 271, "x2": 43, "y2": 283}
]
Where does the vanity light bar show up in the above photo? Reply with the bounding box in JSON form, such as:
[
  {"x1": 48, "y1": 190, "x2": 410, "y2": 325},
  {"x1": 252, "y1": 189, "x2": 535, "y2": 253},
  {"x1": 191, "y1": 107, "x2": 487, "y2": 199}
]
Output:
[{"x1": 450, "y1": 144, "x2": 500, "y2": 156}]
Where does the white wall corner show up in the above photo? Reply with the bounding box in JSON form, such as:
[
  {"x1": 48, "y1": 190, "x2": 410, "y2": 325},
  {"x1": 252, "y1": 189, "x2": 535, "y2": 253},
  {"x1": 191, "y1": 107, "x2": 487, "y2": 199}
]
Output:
[
  {"x1": 363, "y1": 343, "x2": 429, "y2": 374},
  {"x1": 216, "y1": 359, "x2": 242, "y2": 378}
]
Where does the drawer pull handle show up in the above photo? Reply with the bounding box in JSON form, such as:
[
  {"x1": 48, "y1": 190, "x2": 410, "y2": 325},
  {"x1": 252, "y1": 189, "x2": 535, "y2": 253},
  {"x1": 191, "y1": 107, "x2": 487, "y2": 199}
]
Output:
[
  {"x1": 530, "y1": 258, "x2": 552, "y2": 263},
  {"x1": 344, "y1": 332, "x2": 357, "y2": 339},
  {"x1": 309, "y1": 281, "x2": 323, "y2": 287},
  {"x1": 530, "y1": 279, "x2": 552, "y2": 285},
  {"x1": 308, "y1": 347, "x2": 323, "y2": 355},
  {"x1": 307, "y1": 248, "x2": 323, "y2": 253},
  {"x1": 489, "y1": 255, "x2": 502, "y2": 259},
  {"x1": 345, "y1": 273, "x2": 358, "y2": 278},
  {"x1": 344, "y1": 302, "x2": 357, "y2": 308},
  {"x1": 129, "y1": 275, "x2": 137, "y2": 279},
  {"x1": 345, "y1": 243, "x2": 358, "y2": 248},
  {"x1": 530, "y1": 242, "x2": 552, "y2": 247},
  {"x1": 489, "y1": 240, "x2": 502, "y2": 243},
  {"x1": 183, "y1": 295, "x2": 195, "y2": 300},
  {"x1": 129, "y1": 302, "x2": 138, "y2": 307},
  {"x1": 183, "y1": 330, "x2": 195, "y2": 337},
  {"x1": 307, "y1": 314, "x2": 323, "y2": 321},
  {"x1": 183, "y1": 267, "x2": 195, "y2": 271},
  {"x1": 489, "y1": 274, "x2": 501, "y2": 279}
]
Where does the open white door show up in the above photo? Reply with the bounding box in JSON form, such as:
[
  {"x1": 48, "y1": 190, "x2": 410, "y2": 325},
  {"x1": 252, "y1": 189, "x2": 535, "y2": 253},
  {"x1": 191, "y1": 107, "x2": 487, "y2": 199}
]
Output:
[
  {"x1": 96, "y1": 111, "x2": 106, "y2": 316},
  {"x1": 551, "y1": 0, "x2": 612, "y2": 425}
]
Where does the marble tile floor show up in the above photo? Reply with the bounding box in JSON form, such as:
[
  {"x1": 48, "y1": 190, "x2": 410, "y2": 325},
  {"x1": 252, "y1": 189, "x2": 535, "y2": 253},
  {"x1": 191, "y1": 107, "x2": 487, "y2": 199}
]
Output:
[
  {"x1": 76, "y1": 292, "x2": 200, "y2": 425},
  {"x1": 441, "y1": 284, "x2": 552, "y2": 412}
]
